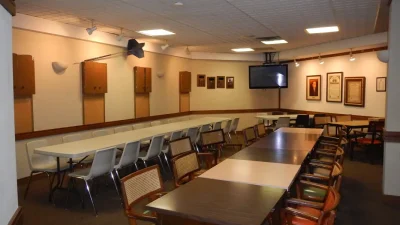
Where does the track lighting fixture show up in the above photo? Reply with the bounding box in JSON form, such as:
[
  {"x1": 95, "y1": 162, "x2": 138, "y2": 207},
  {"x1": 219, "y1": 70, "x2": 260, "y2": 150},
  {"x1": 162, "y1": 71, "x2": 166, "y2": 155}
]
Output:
[
  {"x1": 349, "y1": 49, "x2": 356, "y2": 61},
  {"x1": 86, "y1": 20, "x2": 97, "y2": 35},
  {"x1": 294, "y1": 59, "x2": 300, "y2": 67},
  {"x1": 186, "y1": 46, "x2": 191, "y2": 55},
  {"x1": 117, "y1": 28, "x2": 123, "y2": 41},
  {"x1": 318, "y1": 54, "x2": 324, "y2": 64}
]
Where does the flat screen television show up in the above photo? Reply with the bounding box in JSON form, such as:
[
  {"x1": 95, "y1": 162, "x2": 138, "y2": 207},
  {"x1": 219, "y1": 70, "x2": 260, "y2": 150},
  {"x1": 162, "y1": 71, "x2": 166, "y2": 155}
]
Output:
[{"x1": 249, "y1": 64, "x2": 288, "y2": 89}]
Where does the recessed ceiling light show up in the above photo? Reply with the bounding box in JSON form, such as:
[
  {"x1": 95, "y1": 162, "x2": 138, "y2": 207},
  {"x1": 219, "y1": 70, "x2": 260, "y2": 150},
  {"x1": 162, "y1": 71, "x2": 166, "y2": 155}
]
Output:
[
  {"x1": 137, "y1": 29, "x2": 175, "y2": 36},
  {"x1": 306, "y1": 26, "x2": 339, "y2": 34},
  {"x1": 174, "y1": 2, "x2": 183, "y2": 6},
  {"x1": 261, "y1": 39, "x2": 288, "y2": 45},
  {"x1": 231, "y1": 48, "x2": 254, "y2": 52}
]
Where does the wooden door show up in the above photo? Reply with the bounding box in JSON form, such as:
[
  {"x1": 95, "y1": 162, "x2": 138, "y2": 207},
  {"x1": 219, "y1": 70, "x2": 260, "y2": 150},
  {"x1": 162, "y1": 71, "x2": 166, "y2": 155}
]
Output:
[
  {"x1": 134, "y1": 66, "x2": 146, "y2": 93},
  {"x1": 82, "y1": 61, "x2": 107, "y2": 94},
  {"x1": 145, "y1": 68, "x2": 152, "y2": 93},
  {"x1": 135, "y1": 94, "x2": 150, "y2": 118},
  {"x1": 13, "y1": 54, "x2": 35, "y2": 96}
]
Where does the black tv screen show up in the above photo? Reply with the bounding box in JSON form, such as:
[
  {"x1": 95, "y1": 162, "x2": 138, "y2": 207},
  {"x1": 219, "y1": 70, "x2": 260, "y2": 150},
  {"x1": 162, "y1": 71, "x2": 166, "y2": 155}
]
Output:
[{"x1": 249, "y1": 65, "x2": 288, "y2": 89}]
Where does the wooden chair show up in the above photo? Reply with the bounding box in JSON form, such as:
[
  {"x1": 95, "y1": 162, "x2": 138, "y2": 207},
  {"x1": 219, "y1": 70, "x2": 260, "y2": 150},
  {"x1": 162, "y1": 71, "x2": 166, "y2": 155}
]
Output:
[
  {"x1": 200, "y1": 129, "x2": 225, "y2": 162},
  {"x1": 314, "y1": 116, "x2": 333, "y2": 136},
  {"x1": 120, "y1": 165, "x2": 166, "y2": 225},
  {"x1": 281, "y1": 186, "x2": 340, "y2": 225},
  {"x1": 171, "y1": 151, "x2": 215, "y2": 187},
  {"x1": 243, "y1": 126, "x2": 257, "y2": 146},
  {"x1": 335, "y1": 115, "x2": 352, "y2": 122},
  {"x1": 169, "y1": 136, "x2": 195, "y2": 158},
  {"x1": 255, "y1": 123, "x2": 267, "y2": 138},
  {"x1": 351, "y1": 121, "x2": 384, "y2": 163}
]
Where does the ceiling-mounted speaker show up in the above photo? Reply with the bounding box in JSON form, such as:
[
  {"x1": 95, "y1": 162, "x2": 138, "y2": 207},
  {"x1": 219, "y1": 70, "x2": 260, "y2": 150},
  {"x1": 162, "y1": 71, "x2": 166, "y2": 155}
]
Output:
[
  {"x1": 377, "y1": 50, "x2": 389, "y2": 63},
  {"x1": 127, "y1": 39, "x2": 145, "y2": 58}
]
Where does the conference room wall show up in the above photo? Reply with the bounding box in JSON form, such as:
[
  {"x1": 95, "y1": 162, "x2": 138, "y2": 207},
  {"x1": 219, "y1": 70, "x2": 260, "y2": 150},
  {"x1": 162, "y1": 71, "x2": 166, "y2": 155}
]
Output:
[
  {"x1": 281, "y1": 51, "x2": 387, "y2": 117},
  {"x1": 190, "y1": 59, "x2": 279, "y2": 110}
]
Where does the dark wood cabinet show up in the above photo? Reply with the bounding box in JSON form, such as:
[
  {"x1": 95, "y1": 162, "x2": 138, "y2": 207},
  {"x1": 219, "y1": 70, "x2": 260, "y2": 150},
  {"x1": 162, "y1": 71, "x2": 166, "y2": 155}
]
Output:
[
  {"x1": 134, "y1": 66, "x2": 152, "y2": 93},
  {"x1": 82, "y1": 61, "x2": 108, "y2": 94},
  {"x1": 13, "y1": 54, "x2": 35, "y2": 96},
  {"x1": 179, "y1": 71, "x2": 191, "y2": 93}
]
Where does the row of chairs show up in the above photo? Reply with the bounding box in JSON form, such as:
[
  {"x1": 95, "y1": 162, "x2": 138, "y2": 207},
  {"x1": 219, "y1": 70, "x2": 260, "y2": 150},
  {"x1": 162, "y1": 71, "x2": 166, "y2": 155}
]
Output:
[
  {"x1": 24, "y1": 117, "x2": 241, "y2": 216},
  {"x1": 279, "y1": 127, "x2": 348, "y2": 224}
]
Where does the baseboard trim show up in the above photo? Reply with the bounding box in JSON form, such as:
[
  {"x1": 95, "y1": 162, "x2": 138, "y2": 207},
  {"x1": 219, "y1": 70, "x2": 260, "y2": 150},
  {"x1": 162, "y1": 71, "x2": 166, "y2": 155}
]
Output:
[{"x1": 8, "y1": 206, "x2": 23, "y2": 225}]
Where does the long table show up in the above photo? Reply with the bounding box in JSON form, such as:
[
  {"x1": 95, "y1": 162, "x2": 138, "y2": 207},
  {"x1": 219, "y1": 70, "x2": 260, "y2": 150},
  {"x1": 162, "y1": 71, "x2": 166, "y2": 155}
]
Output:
[
  {"x1": 256, "y1": 114, "x2": 315, "y2": 121},
  {"x1": 147, "y1": 127, "x2": 323, "y2": 225},
  {"x1": 34, "y1": 117, "x2": 230, "y2": 201}
]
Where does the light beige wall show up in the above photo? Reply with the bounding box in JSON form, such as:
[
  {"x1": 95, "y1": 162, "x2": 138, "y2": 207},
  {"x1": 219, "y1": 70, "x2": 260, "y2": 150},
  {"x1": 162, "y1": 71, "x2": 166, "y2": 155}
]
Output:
[
  {"x1": 281, "y1": 51, "x2": 387, "y2": 117},
  {"x1": 191, "y1": 60, "x2": 279, "y2": 110}
]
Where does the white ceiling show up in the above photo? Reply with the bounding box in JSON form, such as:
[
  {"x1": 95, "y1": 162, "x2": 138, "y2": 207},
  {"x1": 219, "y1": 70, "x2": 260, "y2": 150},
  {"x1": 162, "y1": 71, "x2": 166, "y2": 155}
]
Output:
[{"x1": 16, "y1": 0, "x2": 382, "y2": 53}]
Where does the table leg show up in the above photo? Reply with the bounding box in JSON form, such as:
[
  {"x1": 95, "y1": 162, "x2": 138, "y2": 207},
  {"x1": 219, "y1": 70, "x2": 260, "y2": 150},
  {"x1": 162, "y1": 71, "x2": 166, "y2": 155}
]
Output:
[{"x1": 49, "y1": 157, "x2": 61, "y2": 202}]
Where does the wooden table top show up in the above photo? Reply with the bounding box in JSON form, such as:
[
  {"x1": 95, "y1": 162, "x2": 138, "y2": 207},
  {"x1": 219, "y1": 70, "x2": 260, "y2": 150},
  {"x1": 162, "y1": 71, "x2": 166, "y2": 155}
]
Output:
[
  {"x1": 256, "y1": 114, "x2": 314, "y2": 120},
  {"x1": 199, "y1": 159, "x2": 301, "y2": 190},
  {"x1": 329, "y1": 120, "x2": 370, "y2": 127},
  {"x1": 250, "y1": 132, "x2": 320, "y2": 151},
  {"x1": 230, "y1": 147, "x2": 309, "y2": 165},
  {"x1": 147, "y1": 178, "x2": 285, "y2": 225}
]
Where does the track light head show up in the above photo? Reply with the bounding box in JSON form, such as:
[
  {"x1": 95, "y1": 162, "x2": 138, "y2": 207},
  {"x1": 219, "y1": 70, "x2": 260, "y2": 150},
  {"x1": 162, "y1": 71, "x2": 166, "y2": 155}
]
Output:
[
  {"x1": 86, "y1": 26, "x2": 97, "y2": 35},
  {"x1": 294, "y1": 59, "x2": 300, "y2": 67},
  {"x1": 318, "y1": 54, "x2": 324, "y2": 64},
  {"x1": 349, "y1": 49, "x2": 356, "y2": 61},
  {"x1": 117, "y1": 33, "x2": 123, "y2": 41}
]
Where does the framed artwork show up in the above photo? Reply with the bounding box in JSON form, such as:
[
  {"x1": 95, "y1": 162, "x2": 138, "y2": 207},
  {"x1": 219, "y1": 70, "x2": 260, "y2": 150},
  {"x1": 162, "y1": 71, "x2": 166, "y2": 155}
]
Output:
[
  {"x1": 306, "y1": 75, "x2": 321, "y2": 100},
  {"x1": 226, "y1": 77, "x2": 234, "y2": 89},
  {"x1": 207, "y1": 77, "x2": 215, "y2": 89},
  {"x1": 217, "y1": 76, "x2": 225, "y2": 88},
  {"x1": 197, "y1": 74, "x2": 206, "y2": 87},
  {"x1": 344, "y1": 77, "x2": 366, "y2": 107},
  {"x1": 326, "y1": 72, "x2": 343, "y2": 102},
  {"x1": 376, "y1": 77, "x2": 386, "y2": 92}
]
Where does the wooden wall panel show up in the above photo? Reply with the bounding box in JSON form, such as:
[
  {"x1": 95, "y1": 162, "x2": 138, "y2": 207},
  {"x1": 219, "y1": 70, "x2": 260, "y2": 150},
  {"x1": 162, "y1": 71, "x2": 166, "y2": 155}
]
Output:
[
  {"x1": 83, "y1": 94, "x2": 105, "y2": 125},
  {"x1": 180, "y1": 93, "x2": 190, "y2": 112},
  {"x1": 14, "y1": 97, "x2": 33, "y2": 133},
  {"x1": 135, "y1": 94, "x2": 150, "y2": 118}
]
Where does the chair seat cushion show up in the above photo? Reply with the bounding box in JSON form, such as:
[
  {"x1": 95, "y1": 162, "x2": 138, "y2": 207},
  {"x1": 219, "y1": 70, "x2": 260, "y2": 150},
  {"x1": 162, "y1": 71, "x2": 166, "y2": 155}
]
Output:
[
  {"x1": 356, "y1": 138, "x2": 382, "y2": 145},
  {"x1": 68, "y1": 168, "x2": 91, "y2": 179},
  {"x1": 318, "y1": 156, "x2": 334, "y2": 163},
  {"x1": 303, "y1": 186, "x2": 327, "y2": 199},
  {"x1": 32, "y1": 160, "x2": 70, "y2": 172},
  {"x1": 314, "y1": 165, "x2": 340, "y2": 177},
  {"x1": 289, "y1": 206, "x2": 321, "y2": 225}
]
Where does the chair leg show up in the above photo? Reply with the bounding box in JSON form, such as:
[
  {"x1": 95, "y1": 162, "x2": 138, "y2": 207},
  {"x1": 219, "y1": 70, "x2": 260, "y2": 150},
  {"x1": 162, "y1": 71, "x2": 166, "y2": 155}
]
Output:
[
  {"x1": 134, "y1": 163, "x2": 139, "y2": 171},
  {"x1": 24, "y1": 172, "x2": 34, "y2": 200},
  {"x1": 65, "y1": 177, "x2": 72, "y2": 208},
  {"x1": 158, "y1": 155, "x2": 166, "y2": 173},
  {"x1": 163, "y1": 153, "x2": 171, "y2": 172},
  {"x1": 60, "y1": 171, "x2": 66, "y2": 187},
  {"x1": 84, "y1": 180, "x2": 98, "y2": 216},
  {"x1": 110, "y1": 172, "x2": 122, "y2": 204},
  {"x1": 115, "y1": 169, "x2": 121, "y2": 181},
  {"x1": 143, "y1": 160, "x2": 148, "y2": 168}
]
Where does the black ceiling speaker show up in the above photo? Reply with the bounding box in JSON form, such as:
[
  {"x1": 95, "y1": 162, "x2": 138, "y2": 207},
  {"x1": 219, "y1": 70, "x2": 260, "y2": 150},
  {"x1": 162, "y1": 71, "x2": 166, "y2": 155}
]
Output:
[{"x1": 127, "y1": 39, "x2": 145, "y2": 58}]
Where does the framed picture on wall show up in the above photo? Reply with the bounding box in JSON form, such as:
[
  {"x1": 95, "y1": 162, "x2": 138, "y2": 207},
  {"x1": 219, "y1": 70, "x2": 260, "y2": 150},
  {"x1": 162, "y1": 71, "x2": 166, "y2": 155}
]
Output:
[
  {"x1": 207, "y1": 77, "x2": 216, "y2": 89},
  {"x1": 226, "y1": 77, "x2": 234, "y2": 89},
  {"x1": 197, "y1": 74, "x2": 206, "y2": 87},
  {"x1": 326, "y1": 72, "x2": 343, "y2": 102},
  {"x1": 376, "y1": 77, "x2": 386, "y2": 92},
  {"x1": 306, "y1": 75, "x2": 321, "y2": 100},
  {"x1": 344, "y1": 77, "x2": 366, "y2": 107}
]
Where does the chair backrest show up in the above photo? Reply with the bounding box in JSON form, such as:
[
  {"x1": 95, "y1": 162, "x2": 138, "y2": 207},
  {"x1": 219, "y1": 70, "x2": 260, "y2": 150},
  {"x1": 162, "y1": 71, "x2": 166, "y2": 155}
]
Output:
[
  {"x1": 243, "y1": 127, "x2": 257, "y2": 145},
  {"x1": 256, "y1": 123, "x2": 266, "y2": 137},
  {"x1": 223, "y1": 120, "x2": 232, "y2": 133},
  {"x1": 169, "y1": 137, "x2": 194, "y2": 158},
  {"x1": 367, "y1": 121, "x2": 385, "y2": 143},
  {"x1": 170, "y1": 130, "x2": 183, "y2": 141},
  {"x1": 335, "y1": 115, "x2": 352, "y2": 122},
  {"x1": 314, "y1": 116, "x2": 330, "y2": 127},
  {"x1": 120, "y1": 165, "x2": 163, "y2": 208},
  {"x1": 132, "y1": 122, "x2": 151, "y2": 130},
  {"x1": 114, "y1": 125, "x2": 132, "y2": 134},
  {"x1": 295, "y1": 115, "x2": 310, "y2": 127},
  {"x1": 314, "y1": 114, "x2": 326, "y2": 117},
  {"x1": 186, "y1": 127, "x2": 199, "y2": 144},
  {"x1": 62, "y1": 133, "x2": 82, "y2": 143},
  {"x1": 92, "y1": 129, "x2": 111, "y2": 137},
  {"x1": 213, "y1": 121, "x2": 222, "y2": 130},
  {"x1": 322, "y1": 187, "x2": 341, "y2": 212},
  {"x1": 201, "y1": 129, "x2": 225, "y2": 146},
  {"x1": 276, "y1": 117, "x2": 290, "y2": 128},
  {"x1": 230, "y1": 118, "x2": 240, "y2": 132},
  {"x1": 146, "y1": 135, "x2": 165, "y2": 159},
  {"x1": 117, "y1": 141, "x2": 140, "y2": 169},
  {"x1": 172, "y1": 151, "x2": 200, "y2": 186},
  {"x1": 26, "y1": 139, "x2": 54, "y2": 170},
  {"x1": 150, "y1": 120, "x2": 162, "y2": 126},
  {"x1": 87, "y1": 147, "x2": 116, "y2": 178},
  {"x1": 199, "y1": 124, "x2": 211, "y2": 133}
]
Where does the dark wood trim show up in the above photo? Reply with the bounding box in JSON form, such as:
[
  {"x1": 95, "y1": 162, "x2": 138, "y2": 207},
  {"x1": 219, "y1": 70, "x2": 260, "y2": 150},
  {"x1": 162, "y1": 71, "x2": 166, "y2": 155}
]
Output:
[
  {"x1": 191, "y1": 108, "x2": 279, "y2": 115},
  {"x1": 279, "y1": 108, "x2": 378, "y2": 120},
  {"x1": 8, "y1": 206, "x2": 23, "y2": 225},
  {"x1": 15, "y1": 109, "x2": 278, "y2": 141},
  {"x1": 384, "y1": 130, "x2": 400, "y2": 143},
  {"x1": 281, "y1": 46, "x2": 388, "y2": 64},
  {"x1": 0, "y1": 0, "x2": 16, "y2": 16}
]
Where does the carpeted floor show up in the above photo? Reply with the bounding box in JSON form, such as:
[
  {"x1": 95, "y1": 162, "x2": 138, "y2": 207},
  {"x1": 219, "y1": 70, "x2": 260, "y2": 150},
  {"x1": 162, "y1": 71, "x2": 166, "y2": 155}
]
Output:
[{"x1": 17, "y1": 136, "x2": 400, "y2": 225}]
